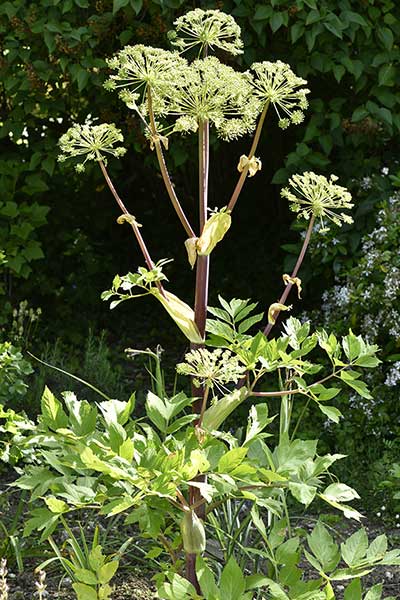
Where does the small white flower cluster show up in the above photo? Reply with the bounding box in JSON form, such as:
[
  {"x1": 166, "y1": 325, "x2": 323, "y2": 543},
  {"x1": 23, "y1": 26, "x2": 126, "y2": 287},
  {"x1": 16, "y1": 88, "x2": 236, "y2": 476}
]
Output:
[
  {"x1": 384, "y1": 267, "x2": 400, "y2": 301},
  {"x1": 58, "y1": 123, "x2": 126, "y2": 172},
  {"x1": 385, "y1": 362, "x2": 400, "y2": 387}
]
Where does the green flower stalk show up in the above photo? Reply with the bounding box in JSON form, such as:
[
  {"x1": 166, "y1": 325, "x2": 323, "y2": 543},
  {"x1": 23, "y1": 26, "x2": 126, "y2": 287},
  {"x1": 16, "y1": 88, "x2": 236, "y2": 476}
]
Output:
[
  {"x1": 249, "y1": 60, "x2": 310, "y2": 129},
  {"x1": 104, "y1": 45, "x2": 188, "y2": 117},
  {"x1": 281, "y1": 172, "x2": 354, "y2": 231},
  {"x1": 58, "y1": 123, "x2": 126, "y2": 172},
  {"x1": 177, "y1": 348, "x2": 246, "y2": 389},
  {"x1": 170, "y1": 57, "x2": 258, "y2": 140},
  {"x1": 169, "y1": 8, "x2": 244, "y2": 56}
]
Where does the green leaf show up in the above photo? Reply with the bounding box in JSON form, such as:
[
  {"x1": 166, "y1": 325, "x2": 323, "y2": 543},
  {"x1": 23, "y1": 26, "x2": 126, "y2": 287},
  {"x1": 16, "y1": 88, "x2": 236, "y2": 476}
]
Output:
[
  {"x1": 72, "y1": 583, "x2": 98, "y2": 600},
  {"x1": 130, "y1": 0, "x2": 143, "y2": 15},
  {"x1": 333, "y1": 64, "x2": 345, "y2": 82},
  {"x1": 364, "y1": 583, "x2": 383, "y2": 600},
  {"x1": 344, "y1": 579, "x2": 362, "y2": 600},
  {"x1": 43, "y1": 31, "x2": 56, "y2": 53},
  {"x1": 270, "y1": 13, "x2": 284, "y2": 32},
  {"x1": 219, "y1": 556, "x2": 246, "y2": 600},
  {"x1": 366, "y1": 534, "x2": 387, "y2": 561},
  {"x1": 238, "y1": 313, "x2": 263, "y2": 334},
  {"x1": 377, "y1": 27, "x2": 394, "y2": 50},
  {"x1": 145, "y1": 391, "x2": 167, "y2": 432},
  {"x1": 275, "y1": 537, "x2": 299, "y2": 565},
  {"x1": 97, "y1": 560, "x2": 119, "y2": 584},
  {"x1": 244, "y1": 404, "x2": 274, "y2": 445},
  {"x1": 308, "y1": 522, "x2": 340, "y2": 572},
  {"x1": 218, "y1": 447, "x2": 248, "y2": 474},
  {"x1": 341, "y1": 529, "x2": 368, "y2": 567},
  {"x1": 113, "y1": 0, "x2": 129, "y2": 13},
  {"x1": 318, "y1": 404, "x2": 342, "y2": 423},
  {"x1": 23, "y1": 508, "x2": 59, "y2": 542},
  {"x1": 74, "y1": 569, "x2": 98, "y2": 585},
  {"x1": 89, "y1": 546, "x2": 105, "y2": 571},
  {"x1": 291, "y1": 23, "x2": 305, "y2": 43},
  {"x1": 253, "y1": 6, "x2": 273, "y2": 20},
  {"x1": 77, "y1": 68, "x2": 89, "y2": 92},
  {"x1": 196, "y1": 557, "x2": 219, "y2": 597},
  {"x1": 41, "y1": 386, "x2": 69, "y2": 430},
  {"x1": 323, "y1": 483, "x2": 360, "y2": 503},
  {"x1": 45, "y1": 497, "x2": 69, "y2": 514},
  {"x1": 289, "y1": 482, "x2": 317, "y2": 506},
  {"x1": 340, "y1": 371, "x2": 372, "y2": 399},
  {"x1": 378, "y1": 64, "x2": 395, "y2": 87},
  {"x1": 158, "y1": 573, "x2": 197, "y2": 600}
]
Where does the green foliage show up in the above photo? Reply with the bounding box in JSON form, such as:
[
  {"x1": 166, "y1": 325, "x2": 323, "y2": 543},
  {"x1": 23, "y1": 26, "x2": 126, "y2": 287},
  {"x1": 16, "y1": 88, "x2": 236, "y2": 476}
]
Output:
[
  {"x1": 225, "y1": 0, "x2": 400, "y2": 181},
  {"x1": 3, "y1": 4, "x2": 399, "y2": 597},
  {"x1": 0, "y1": 341, "x2": 33, "y2": 406},
  {"x1": 301, "y1": 174, "x2": 400, "y2": 513},
  {"x1": 39, "y1": 522, "x2": 120, "y2": 600}
]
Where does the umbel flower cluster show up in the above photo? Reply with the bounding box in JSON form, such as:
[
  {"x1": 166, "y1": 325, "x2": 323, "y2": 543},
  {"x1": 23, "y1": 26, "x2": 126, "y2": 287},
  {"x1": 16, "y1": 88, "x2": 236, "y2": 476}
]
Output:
[
  {"x1": 176, "y1": 348, "x2": 246, "y2": 389},
  {"x1": 101, "y1": 10, "x2": 311, "y2": 138},
  {"x1": 104, "y1": 45, "x2": 188, "y2": 117},
  {"x1": 250, "y1": 60, "x2": 310, "y2": 129},
  {"x1": 58, "y1": 123, "x2": 126, "y2": 172},
  {"x1": 281, "y1": 172, "x2": 354, "y2": 231},
  {"x1": 168, "y1": 8, "x2": 244, "y2": 55},
  {"x1": 169, "y1": 57, "x2": 259, "y2": 140},
  {"x1": 57, "y1": 8, "x2": 353, "y2": 288}
]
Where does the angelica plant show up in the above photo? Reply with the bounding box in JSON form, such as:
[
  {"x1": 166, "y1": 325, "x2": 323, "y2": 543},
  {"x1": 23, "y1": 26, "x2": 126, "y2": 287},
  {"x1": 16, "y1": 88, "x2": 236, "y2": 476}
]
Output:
[{"x1": 14, "y1": 7, "x2": 399, "y2": 600}]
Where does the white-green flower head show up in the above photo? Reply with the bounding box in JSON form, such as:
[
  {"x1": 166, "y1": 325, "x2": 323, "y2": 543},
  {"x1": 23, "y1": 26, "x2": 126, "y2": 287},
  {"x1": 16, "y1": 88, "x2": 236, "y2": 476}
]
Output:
[
  {"x1": 176, "y1": 348, "x2": 246, "y2": 389},
  {"x1": 281, "y1": 172, "x2": 354, "y2": 231},
  {"x1": 169, "y1": 9, "x2": 244, "y2": 56},
  {"x1": 249, "y1": 60, "x2": 310, "y2": 129},
  {"x1": 170, "y1": 57, "x2": 258, "y2": 140},
  {"x1": 104, "y1": 44, "x2": 188, "y2": 115},
  {"x1": 58, "y1": 123, "x2": 126, "y2": 172}
]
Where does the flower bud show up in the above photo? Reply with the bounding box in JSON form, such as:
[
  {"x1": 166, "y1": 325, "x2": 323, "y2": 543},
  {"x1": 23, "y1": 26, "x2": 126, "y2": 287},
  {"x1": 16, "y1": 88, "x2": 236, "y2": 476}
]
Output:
[
  {"x1": 151, "y1": 289, "x2": 203, "y2": 343},
  {"x1": 282, "y1": 274, "x2": 302, "y2": 299},
  {"x1": 196, "y1": 209, "x2": 231, "y2": 256},
  {"x1": 203, "y1": 388, "x2": 248, "y2": 430},
  {"x1": 180, "y1": 510, "x2": 206, "y2": 554},
  {"x1": 268, "y1": 302, "x2": 292, "y2": 325},
  {"x1": 184, "y1": 237, "x2": 199, "y2": 269},
  {"x1": 237, "y1": 154, "x2": 262, "y2": 177}
]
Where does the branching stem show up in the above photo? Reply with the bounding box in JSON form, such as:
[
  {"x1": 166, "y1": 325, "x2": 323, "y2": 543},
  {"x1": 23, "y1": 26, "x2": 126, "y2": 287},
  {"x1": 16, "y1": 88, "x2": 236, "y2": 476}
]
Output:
[
  {"x1": 99, "y1": 160, "x2": 166, "y2": 297},
  {"x1": 147, "y1": 90, "x2": 196, "y2": 238},
  {"x1": 227, "y1": 102, "x2": 269, "y2": 213},
  {"x1": 264, "y1": 214, "x2": 315, "y2": 336}
]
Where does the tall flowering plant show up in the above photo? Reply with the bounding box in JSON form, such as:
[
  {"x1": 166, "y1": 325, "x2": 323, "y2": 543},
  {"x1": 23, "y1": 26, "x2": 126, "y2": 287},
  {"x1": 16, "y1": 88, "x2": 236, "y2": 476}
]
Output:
[{"x1": 16, "y1": 9, "x2": 400, "y2": 600}]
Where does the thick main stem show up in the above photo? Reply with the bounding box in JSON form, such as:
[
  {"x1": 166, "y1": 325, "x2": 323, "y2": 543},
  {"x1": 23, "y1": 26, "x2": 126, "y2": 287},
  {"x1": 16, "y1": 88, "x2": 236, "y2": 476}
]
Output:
[
  {"x1": 227, "y1": 102, "x2": 269, "y2": 213},
  {"x1": 147, "y1": 91, "x2": 196, "y2": 239},
  {"x1": 263, "y1": 215, "x2": 315, "y2": 337},
  {"x1": 186, "y1": 119, "x2": 210, "y2": 595},
  {"x1": 99, "y1": 160, "x2": 166, "y2": 297},
  {"x1": 192, "y1": 119, "x2": 210, "y2": 413}
]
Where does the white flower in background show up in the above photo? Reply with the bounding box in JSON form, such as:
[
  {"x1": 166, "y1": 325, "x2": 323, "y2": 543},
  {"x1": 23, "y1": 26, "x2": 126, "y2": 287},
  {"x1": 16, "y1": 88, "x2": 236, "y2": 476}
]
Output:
[
  {"x1": 58, "y1": 123, "x2": 126, "y2": 172},
  {"x1": 385, "y1": 362, "x2": 400, "y2": 387}
]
